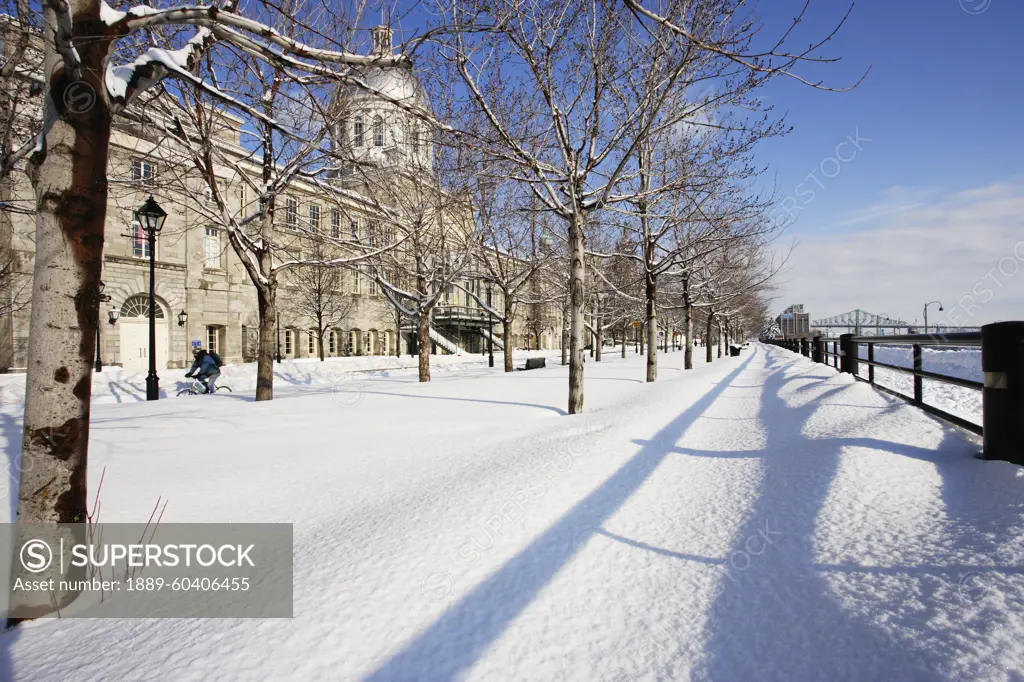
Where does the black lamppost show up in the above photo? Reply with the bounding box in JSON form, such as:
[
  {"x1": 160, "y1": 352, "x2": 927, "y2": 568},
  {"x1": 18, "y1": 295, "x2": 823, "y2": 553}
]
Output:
[
  {"x1": 923, "y1": 300, "x2": 944, "y2": 334},
  {"x1": 276, "y1": 313, "x2": 282, "y2": 362},
  {"x1": 177, "y1": 310, "x2": 188, "y2": 364},
  {"x1": 134, "y1": 195, "x2": 167, "y2": 400},
  {"x1": 94, "y1": 280, "x2": 112, "y2": 372},
  {"x1": 396, "y1": 305, "x2": 402, "y2": 357},
  {"x1": 487, "y1": 282, "x2": 494, "y2": 368}
]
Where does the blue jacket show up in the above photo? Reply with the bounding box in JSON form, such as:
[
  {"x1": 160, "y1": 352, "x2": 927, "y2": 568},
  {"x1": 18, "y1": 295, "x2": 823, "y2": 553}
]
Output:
[{"x1": 188, "y1": 353, "x2": 219, "y2": 377}]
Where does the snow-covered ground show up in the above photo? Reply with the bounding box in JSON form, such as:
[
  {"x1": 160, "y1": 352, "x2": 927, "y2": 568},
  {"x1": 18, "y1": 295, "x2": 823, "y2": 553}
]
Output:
[
  {"x1": 1, "y1": 344, "x2": 1022, "y2": 681},
  {"x1": 853, "y1": 345, "x2": 983, "y2": 426}
]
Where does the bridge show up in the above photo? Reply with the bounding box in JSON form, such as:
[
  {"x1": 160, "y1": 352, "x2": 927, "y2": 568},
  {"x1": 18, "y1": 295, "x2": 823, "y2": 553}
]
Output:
[{"x1": 810, "y1": 309, "x2": 979, "y2": 335}]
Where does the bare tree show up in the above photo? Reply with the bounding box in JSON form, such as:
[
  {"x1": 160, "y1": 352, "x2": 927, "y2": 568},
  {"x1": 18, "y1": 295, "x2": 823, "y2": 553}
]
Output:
[
  {"x1": 285, "y1": 240, "x2": 355, "y2": 361},
  {"x1": 6, "y1": 0, "x2": 417, "y2": 621},
  {"x1": 430, "y1": 0, "x2": 856, "y2": 412}
]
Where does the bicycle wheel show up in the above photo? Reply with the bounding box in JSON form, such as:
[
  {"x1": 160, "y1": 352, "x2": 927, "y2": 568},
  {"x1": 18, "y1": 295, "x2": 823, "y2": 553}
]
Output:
[
  {"x1": 215, "y1": 386, "x2": 232, "y2": 393},
  {"x1": 176, "y1": 388, "x2": 196, "y2": 397}
]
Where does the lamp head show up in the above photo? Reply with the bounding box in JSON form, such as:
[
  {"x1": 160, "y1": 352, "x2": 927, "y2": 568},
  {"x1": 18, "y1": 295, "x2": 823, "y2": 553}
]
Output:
[{"x1": 134, "y1": 195, "x2": 167, "y2": 234}]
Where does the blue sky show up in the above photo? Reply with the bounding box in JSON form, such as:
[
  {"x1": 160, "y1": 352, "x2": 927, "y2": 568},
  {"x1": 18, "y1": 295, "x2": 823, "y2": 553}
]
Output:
[{"x1": 753, "y1": 0, "x2": 1023, "y2": 326}]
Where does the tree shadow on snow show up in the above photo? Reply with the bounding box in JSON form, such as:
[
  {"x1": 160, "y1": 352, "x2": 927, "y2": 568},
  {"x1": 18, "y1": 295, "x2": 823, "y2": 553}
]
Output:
[
  {"x1": 688, "y1": 346, "x2": 1018, "y2": 681},
  {"x1": 360, "y1": 355, "x2": 756, "y2": 681}
]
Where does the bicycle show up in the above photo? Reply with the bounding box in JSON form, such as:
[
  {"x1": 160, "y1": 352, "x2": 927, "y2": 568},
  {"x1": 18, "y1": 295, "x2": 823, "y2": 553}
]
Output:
[{"x1": 176, "y1": 377, "x2": 232, "y2": 396}]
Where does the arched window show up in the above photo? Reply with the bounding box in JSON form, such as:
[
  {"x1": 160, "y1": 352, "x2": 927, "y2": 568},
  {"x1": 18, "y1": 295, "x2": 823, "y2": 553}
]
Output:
[
  {"x1": 381, "y1": 330, "x2": 391, "y2": 356},
  {"x1": 308, "y1": 329, "x2": 317, "y2": 355},
  {"x1": 348, "y1": 330, "x2": 359, "y2": 355},
  {"x1": 353, "y1": 116, "x2": 364, "y2": 147},
  {"x1": 372, "y1": 116, "x2": 384, "y2": 147},
  {"x1": 120, "y1": 295, "x2": 164, "y2": 318},
  {"x1": 285, "y1": 329, "x2": 295, "y2": 356},
  {"x1": 365, "y1": 330, "x2": 377, "y2": 356},
  {"x1": 329, "y1": 330, "x2": 337, "y2": 355}
]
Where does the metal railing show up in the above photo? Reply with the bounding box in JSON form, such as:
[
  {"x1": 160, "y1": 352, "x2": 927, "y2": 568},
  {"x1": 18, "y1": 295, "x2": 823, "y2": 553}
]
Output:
[{"x1": 760, "y1": 323, "x2": 1024, "y2": 466}]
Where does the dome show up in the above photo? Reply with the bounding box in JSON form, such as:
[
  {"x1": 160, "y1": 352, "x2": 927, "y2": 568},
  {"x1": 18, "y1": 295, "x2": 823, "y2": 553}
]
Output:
[{"x1": 350, "y1": 63, "x2": 431, "y2": 113}]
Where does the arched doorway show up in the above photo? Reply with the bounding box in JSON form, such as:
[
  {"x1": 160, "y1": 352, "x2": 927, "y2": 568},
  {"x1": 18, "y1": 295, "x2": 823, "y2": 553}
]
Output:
[{"x1": 118, "y1": 295, "x2": 169, "y2": 371}]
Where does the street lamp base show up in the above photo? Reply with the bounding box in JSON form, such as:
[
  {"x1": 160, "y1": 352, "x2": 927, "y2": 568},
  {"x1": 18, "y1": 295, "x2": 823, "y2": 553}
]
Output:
[{"x1": 146, "y1": 371, "x2": 160, "y2": 401}]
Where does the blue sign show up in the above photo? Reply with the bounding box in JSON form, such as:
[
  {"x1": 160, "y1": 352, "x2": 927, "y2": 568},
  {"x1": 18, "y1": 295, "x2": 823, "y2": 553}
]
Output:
[{"x1": 191, "y1": 340, "x2": 202, "y2": 348}]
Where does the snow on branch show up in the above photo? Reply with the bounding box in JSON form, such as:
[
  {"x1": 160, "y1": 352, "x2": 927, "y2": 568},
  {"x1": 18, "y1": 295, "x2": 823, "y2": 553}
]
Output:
[
  {"x1": 46, "y1": 0, "x2": 82, "y2": 80},
  {"x1": 110, "y1": 4, "x2": 405, "y2": 67}
]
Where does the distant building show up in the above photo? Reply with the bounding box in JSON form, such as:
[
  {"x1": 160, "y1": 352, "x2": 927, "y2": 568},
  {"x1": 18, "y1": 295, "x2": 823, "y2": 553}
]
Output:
[{"x1": 776, "y1": 304, "x2": 811, "y2": 338}]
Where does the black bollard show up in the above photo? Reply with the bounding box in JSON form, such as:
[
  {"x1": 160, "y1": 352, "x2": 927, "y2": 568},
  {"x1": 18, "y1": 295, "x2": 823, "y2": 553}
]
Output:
[{"x1": 982, "y1": 321, "x2": 1024, "y2": 465}]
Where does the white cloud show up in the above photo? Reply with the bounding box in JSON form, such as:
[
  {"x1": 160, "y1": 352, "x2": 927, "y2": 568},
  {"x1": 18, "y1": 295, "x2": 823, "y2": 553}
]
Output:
[{"x1": 775, "y1": 179, "x2": 1024, "y2": 327}]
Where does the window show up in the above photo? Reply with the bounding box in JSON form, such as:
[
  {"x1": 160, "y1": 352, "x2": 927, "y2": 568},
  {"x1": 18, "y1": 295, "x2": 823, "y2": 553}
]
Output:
[
  {"x1": 331, "y1": 208, "x2": 341, "y2": 239},
  {"x1": 131, "y1": 158, "x2": 154, "y2": 184},
  {"x1": 373, "y1": 116, "x2": 384, "y2": 147},
  {"x1": 351, "y1": 271, "x2": 361, "y2": 295},
  {"x1": 382, "y1": 331, "x2": 391, "y2": 356},
  {"x1": 120, "y1": 295, "x2": 164, "y2": 318},
  {"x1": 353, "y1": 116, "x2": 364, "y2": 147},
  {"x1": 329, "y1": 330, "x2": 337, "y2": 355},
  {"x1": 368, "y1": 221, "x2": 377, "y2": 247},
  {"x1": 206, "y1": 326, "x2": 220, "y2": 355},
  {"x1": 308, "y1": 330, "x2": 317, "y2": 355},
  {"x1": 309, "y1": 204, "x2": 321, "y2": 233},
  {"x1": 239, "y1": 184, "x2": 246, "y2": 211},
  {"x1": 131, "y1": 220, "x2": 152, "y2": 259},
  {"x1": 368, "y1": 271, "x2": 377, "y2": 296},
  {"x1": 204, "y1": 227, "x2": 221, "y2": 269},
  {"x1": 285, "y1": 329, "x2": 294, "y2": 355},
  {"x1": 348, "y1": 330, "x2": 358, "y2": 355},
  {"x1": 350, "y1": 218, "x2": 359, "y2": 240},
  {"x1": 284, "y1": 197, "x2": 297, "y2": 228}
]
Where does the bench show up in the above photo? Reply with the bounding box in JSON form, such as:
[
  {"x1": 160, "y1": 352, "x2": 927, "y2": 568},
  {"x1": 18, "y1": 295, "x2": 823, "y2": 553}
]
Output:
[{"x1": 524, "y1": 357, "x2": 546, "y2": 370}]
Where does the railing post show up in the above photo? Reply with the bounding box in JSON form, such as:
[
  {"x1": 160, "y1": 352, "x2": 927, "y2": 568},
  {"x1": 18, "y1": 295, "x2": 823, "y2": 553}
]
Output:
[
  {"x1": 800, "y1": 338, "x2": 809, "y2": 357},
  {"x1": 867, "y1": 343, "x2": 875, "y2": 384},
  {"x1": 982, "y1": 321, "x2": 1024, "y2": 465},
  {"x1": 912, "y1": 343, "x2": 923, "y2": 404},
  {"x1": 839, "y1": 333, "x2": 858, "y2": 375},
  {"x1": 812, "y1": 336, "x2": 823, "y2": 363}
]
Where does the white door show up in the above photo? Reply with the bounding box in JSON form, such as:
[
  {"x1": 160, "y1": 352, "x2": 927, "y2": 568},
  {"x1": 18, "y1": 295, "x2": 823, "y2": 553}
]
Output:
[{"x1": 120, "y1": 320, "x2": 169, "y2": 371}]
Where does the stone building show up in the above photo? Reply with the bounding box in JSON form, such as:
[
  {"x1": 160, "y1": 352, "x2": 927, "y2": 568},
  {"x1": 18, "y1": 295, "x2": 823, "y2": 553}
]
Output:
[{"x1": 0, "y1": 22, "x2": 563, "y2": 372}]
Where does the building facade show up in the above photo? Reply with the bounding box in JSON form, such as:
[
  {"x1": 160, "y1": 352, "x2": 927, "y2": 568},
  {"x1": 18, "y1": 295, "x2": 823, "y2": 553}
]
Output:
[
  {"x1": 776, "y1": 304, "x2": 811, "y2": 339},
  {"x1": 0, "y1": 23, "x2": 562, "y2": 372}
]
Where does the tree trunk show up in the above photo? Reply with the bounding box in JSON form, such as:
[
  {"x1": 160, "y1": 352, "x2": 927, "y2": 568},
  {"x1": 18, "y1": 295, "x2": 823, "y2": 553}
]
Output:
[
  {"x1": 621, "y1": 325, "x2": 627, "y2": 358},
  {"x1": 717, "y1": 322, "x2": 723, "y2": 358},
  {"x1": 595, "y1": 320, "x2": 602, "y2": 362},
  {"x1": 255, "y1": 284, "x2": 276, "y2": 400},
  {"x1": 502, "y1": 318, "x2": 513, "y2": 372},
  {"x1": 418, "y1": 309, "x2": 431, "y2": 382},
  {"x1": 683, "y1": 282, "x2": 693, "y2": 370},
  {"x1": 561, "y1": 325, "x2": 568, "y2": 366},
  {"x1": 11, "y1": 2, "x2": 115, "y2": 620},
  {"x1": 706, "y1": 312, "x2": 715, "y2": 363},
  {"x1": 318, "y1": 329, "x2": 326, "y2": 361},
  {"x1": 567, "y1": 213, "x2": 586, "y2": 414},
  {"x1": 645, "y1": 271, "x2": 657, "y2": 382}
]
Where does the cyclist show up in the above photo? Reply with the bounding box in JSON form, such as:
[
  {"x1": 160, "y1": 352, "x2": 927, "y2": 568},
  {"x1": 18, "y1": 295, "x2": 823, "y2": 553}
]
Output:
[{"x1": 185, "y1": 347, "x2": 222, "y2": 394}]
